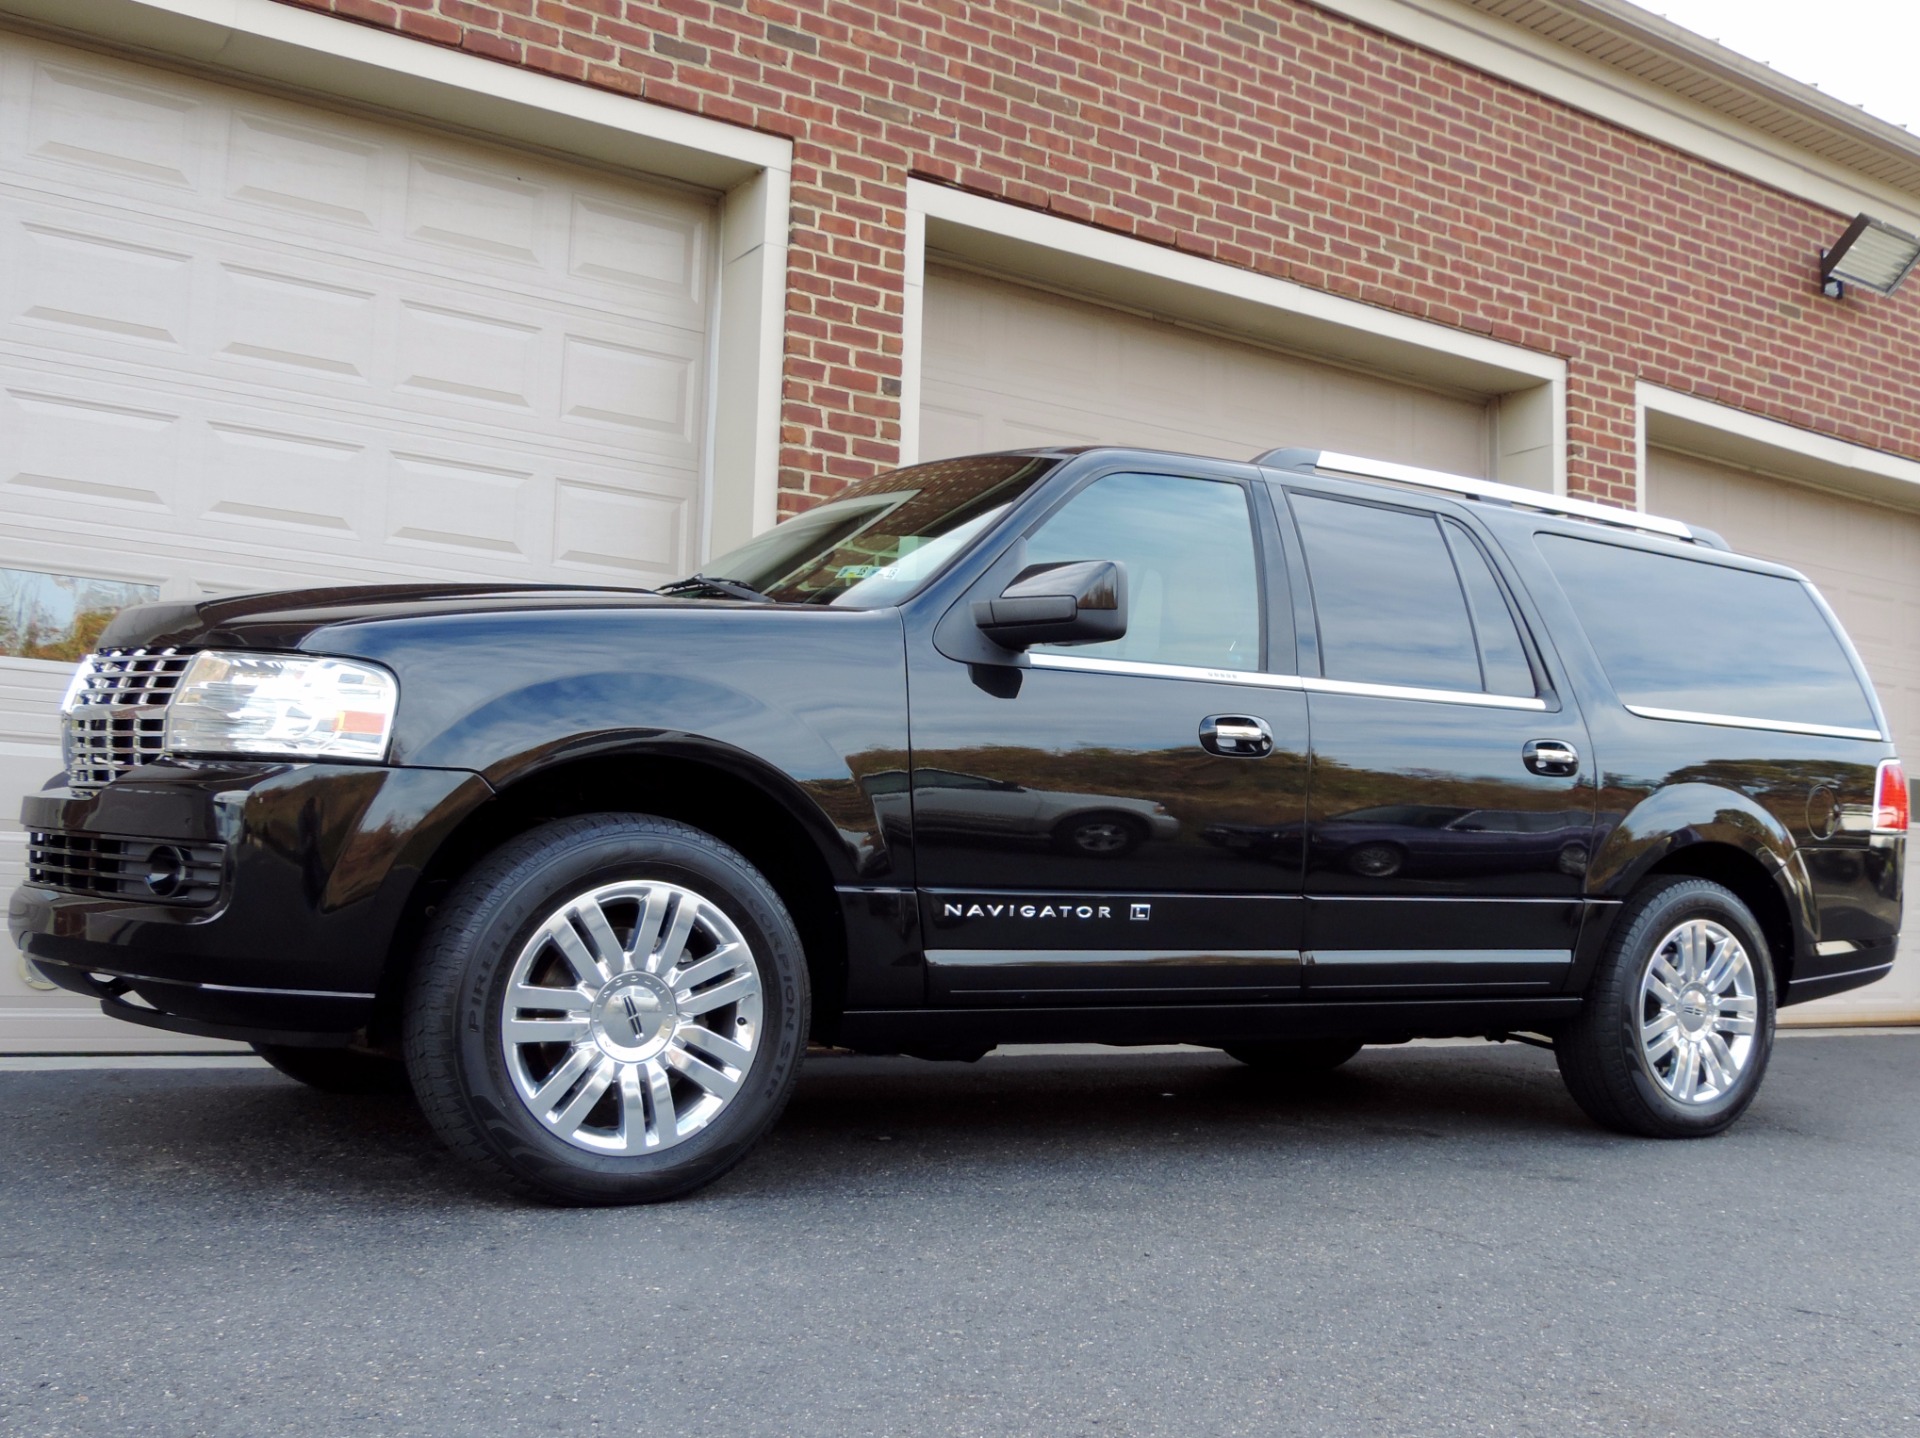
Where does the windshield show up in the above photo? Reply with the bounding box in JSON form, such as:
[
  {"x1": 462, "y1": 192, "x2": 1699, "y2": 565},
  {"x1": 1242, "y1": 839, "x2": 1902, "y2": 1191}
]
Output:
[{"x1": 686, "y1": 454, "x2": 1057, "y2": 606}]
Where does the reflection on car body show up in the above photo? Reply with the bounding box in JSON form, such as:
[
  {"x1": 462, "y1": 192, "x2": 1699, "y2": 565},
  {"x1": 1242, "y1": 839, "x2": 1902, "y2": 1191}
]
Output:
[
  {"x1": 865, "y1": 767, "x2": 1180, "y2": 857},
  {"x1": 1203, "y1": 803, "x2": 1590, "y2": 879}
]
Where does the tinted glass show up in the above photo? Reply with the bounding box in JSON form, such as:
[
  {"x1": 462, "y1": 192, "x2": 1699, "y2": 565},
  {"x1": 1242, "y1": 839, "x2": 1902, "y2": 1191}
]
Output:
[
  {"x1": 1026, "y1": 472, "x2": 1262, "y2": 671},
  {"x1": 1292, "y1": 495, "x2": 1481, "y2": 691},
  {"x1": 1538, "y1": 534, "x2": 1877, "y2": 730},
  {"x1": 1442, "y1": 520, "x2": 1536, "y2": 697},
  {"x1": 691, "y1": 454, "x2": 1056, "y2": 607}
]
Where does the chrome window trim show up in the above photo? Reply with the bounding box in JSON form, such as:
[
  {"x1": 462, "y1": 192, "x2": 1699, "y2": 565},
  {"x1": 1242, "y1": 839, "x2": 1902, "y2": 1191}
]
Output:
[
  {"x1": 1302, "y1": 674, "x2": 1545, "y2": 711},
  {"x1": 1623, "y1": 704, "x2": 1884, "y2": 741},
  {"x1": 1028, "y1": 652, "x2": 1548, "y2": 711}
]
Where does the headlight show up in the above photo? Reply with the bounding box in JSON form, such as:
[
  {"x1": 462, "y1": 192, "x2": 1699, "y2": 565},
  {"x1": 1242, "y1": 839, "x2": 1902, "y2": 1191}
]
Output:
[
  {"x1": 59, "y1": 657, "x2": 94, "y2": 714},
  {"x1": 164, "y1": 651, "x2": 398, "y2": 762}
]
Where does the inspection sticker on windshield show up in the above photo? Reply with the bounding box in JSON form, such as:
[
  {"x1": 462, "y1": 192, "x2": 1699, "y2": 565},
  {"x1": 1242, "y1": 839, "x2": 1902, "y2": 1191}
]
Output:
[{"x1": 835, "y1": 564, "x2": 885, "y2": 580}]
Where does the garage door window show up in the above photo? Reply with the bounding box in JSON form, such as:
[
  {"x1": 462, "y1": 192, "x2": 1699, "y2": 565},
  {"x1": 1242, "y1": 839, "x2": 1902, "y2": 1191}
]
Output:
[
  {"x1": 1026, "y1": 472, "x2": 1263, "y2": 671},
  {"x1": 0, "y1": 568, "x2": 156, "y2": 661}
]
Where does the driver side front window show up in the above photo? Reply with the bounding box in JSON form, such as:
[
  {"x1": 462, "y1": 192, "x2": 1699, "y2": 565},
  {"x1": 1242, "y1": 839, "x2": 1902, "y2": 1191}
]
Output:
[{"x1": 1024, "y1": 472, "x2": 1262, "y2": 672}]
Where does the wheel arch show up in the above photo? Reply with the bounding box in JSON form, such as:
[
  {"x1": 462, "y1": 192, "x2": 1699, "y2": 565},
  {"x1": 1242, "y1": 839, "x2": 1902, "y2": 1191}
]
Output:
[
  {"x1": 1642, "y1": 844, "x2": 1801, "y2": 997},
  {"x1": 371, "y1": 748, "x2": 855, "y2": 1045},
  {"x1": 1586, "y1": 782, "x2": 1816, "y2": 997}
]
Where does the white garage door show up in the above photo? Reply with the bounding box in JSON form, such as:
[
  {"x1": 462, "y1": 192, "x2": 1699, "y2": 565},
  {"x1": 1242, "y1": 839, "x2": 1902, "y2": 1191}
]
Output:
[
  {"x1": 0, "y1": 31, "x2": 716, "y2": 1051},
  {"x1": 920, "y1": 266, "x2": 1491, "y2": 475},
  {"x1": 1648, "y1": 448, "x2": 1920, "y2": 1025}
]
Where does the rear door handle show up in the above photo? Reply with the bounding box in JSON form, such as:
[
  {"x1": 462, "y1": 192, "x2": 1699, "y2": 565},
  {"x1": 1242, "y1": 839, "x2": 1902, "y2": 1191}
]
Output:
[
  {"x1": 1523, "y1": 739, "x2": 1579, "y2": 776},
  {"x1": 1202, "y1": 715, "x2": 1273, "y2": 758}
]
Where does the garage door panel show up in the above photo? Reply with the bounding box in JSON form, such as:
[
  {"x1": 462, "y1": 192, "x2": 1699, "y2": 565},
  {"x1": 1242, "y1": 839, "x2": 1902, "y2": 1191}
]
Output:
[
  {"x1": 215, "y1": 261, "x2": 378, "y2": 381},
  {"x1": 921, "y1": 267, "x2": 1490, "y2": 474},
  {"x1": 1649, "y1": 448, "x2": 1920, "y2": 1023},
  {"x1": 4, "y1": 202, "x2": 711, "y2": 458},
  {"x1": 3, "y1": 368, "x2": 701, "y2": 586},
  {"x1": 1, "y1": 29, "x2": 717, "y2": 1050},
  {"x1": 3, "y1": 41, "x2": 713, "y2": 331},
  {"x1": 226, "y1": 110, "x2": 382, "y2": 230},
  {"x1": 23, "y1": 57, "x2": 205, "y2": 189}
]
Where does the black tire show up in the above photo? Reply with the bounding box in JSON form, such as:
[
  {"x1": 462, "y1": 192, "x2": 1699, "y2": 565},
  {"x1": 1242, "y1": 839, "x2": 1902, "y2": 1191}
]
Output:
[
  {"x1": 1556, "y1": 876, "x2": 1776, "y2": 1138},
  {"x1": 1222, "y1": 1037, "x2": 1365, "y2": 1073},
  {"x1": 404, "y1": 814, "x2": 810, "y2": 1205},
  {"x1": 1052, "y1": 811, "x2": 1146, "y2": 858},
  {"x1": 1346, "y1": 842, "x2": 1404, "y2": 878},
  {"x1": 253, "y1": 1043, "x2": 411, "y2": 1095}
]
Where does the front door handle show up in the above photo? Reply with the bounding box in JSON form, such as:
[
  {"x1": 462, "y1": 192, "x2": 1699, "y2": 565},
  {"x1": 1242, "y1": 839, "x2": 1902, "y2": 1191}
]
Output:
[
  {"x1": 1523, "y1": 738, "x2": 1579, "y2": 776},
  {"x1": 1202, "y1": 715, "x2": 1273, "y2": 758}
]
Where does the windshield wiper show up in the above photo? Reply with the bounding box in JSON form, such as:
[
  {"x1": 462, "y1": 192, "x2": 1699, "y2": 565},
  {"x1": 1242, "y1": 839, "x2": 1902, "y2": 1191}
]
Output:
[{"x1": 658, "y1": 574, "x2": 774, "y2": 602}]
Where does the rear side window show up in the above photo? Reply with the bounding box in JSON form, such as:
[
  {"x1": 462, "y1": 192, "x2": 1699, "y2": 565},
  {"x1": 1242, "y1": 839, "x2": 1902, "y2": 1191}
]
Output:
[
  {"x1": 1291, "y1": 494, "x2": 1536, "y2": 697},
  {"x1": 1538, "y1": 534, "x2": 1877, "y2": 732}
]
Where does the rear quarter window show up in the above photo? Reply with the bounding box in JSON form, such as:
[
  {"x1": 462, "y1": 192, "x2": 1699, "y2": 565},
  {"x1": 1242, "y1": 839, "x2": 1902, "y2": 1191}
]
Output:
[{"x1": 1537, "y1": 533, "x2": 1878, "y2": 733}]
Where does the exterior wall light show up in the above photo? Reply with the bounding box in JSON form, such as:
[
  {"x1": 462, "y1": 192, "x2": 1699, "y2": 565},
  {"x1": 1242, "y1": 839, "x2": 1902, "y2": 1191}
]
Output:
[{"x1": 1820, "y1": 214, "x2": 1920, "y2": 299}]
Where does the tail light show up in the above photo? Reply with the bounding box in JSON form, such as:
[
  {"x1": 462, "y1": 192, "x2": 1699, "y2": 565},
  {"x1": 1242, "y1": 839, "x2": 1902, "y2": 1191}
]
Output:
[{"x1": 1873, "y1": 759, "x2": 1908, "y2": 834}]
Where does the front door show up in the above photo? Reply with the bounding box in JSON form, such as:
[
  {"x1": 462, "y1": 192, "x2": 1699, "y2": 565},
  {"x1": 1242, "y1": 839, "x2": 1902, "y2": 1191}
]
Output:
[
  {"x1": 907, "y1": 466, "x2": 1309, "y2": 1005},
  {"x1": 1278, "y1": 484, "x2": 1595, "y2": 996}
]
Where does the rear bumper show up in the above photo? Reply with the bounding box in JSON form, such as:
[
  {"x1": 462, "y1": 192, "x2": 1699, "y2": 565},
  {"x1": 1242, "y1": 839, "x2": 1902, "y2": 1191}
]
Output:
[
  {"x1": 10, "y1": 760, "x2": 492, "y2": 1042},
  {"x1": 1781, "y1": 936, "x2": 1900, "y2": 1006}
]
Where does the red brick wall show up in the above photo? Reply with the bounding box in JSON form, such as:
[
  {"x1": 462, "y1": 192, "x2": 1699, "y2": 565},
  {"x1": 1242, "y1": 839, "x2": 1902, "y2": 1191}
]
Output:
[{"x1": 282, "y1": 0, "x2": 1920, "y2": 510}]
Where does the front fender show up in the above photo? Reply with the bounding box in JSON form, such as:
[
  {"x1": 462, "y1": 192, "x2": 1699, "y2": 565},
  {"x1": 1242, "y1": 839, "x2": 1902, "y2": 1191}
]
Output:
[{"x1": 305, "y1": 608, "x2": 912, "y2": 885}]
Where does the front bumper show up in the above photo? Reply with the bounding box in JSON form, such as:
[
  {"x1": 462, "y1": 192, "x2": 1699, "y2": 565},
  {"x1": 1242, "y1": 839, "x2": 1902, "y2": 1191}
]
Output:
[{"x1": 10, "y1": 760, "x2": 491, "y2": 1043}]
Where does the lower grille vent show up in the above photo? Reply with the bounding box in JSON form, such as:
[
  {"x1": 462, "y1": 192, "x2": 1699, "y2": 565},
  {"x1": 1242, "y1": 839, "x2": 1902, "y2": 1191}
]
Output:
[{"x1": 27, "y1": 830, "x2": 225, "y2": 906}]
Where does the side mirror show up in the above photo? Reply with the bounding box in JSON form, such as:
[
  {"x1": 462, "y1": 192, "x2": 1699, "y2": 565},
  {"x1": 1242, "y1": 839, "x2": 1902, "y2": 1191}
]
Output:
[{"x1": 972, "y1": 560, "x2": 1127, "y2": 651}]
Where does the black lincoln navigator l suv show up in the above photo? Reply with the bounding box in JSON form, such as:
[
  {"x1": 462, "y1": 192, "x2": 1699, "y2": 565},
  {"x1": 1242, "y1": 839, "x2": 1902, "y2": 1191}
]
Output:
[{"x1": 11, "y1": 446, "x2": 1905, "y2": 1203}]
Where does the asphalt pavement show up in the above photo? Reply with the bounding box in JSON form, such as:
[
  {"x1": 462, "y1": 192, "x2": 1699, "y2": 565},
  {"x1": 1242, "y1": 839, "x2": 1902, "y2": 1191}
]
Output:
[{"x1": 2, "y1": 1035, "x2": 1916, "y2": 1437}]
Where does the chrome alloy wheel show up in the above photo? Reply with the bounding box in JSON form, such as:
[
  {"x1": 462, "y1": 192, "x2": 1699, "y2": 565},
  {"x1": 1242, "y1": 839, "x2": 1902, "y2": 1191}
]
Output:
[
  {"x1": 501, "y1": 880, "x2": 763, "y2": 1155},
  {"x1": 1637, "y1": 918, "x2": 1759, "y2": 1104}
]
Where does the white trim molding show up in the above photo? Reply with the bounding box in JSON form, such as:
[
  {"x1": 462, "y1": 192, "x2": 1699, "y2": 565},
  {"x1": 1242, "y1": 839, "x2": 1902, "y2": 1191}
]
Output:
[
  {"x1": 902, "y1": 179, "x2": 1567, "y2": 493},
  {"x1": 1638, "y1": 386, "x2": 1920, "y2": 515},
  {"x1": 0, "y1": 0, "x2": 792, "y2": 557}
]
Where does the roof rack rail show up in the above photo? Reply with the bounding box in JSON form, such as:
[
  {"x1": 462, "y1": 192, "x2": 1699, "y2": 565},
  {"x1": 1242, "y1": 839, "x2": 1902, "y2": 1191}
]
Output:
[{"x1": 1252, "y1": 447, "x2": 1727, "y2": 549}]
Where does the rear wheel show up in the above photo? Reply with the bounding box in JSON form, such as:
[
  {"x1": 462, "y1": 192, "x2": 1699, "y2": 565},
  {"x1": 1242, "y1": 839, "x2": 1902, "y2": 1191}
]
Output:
[
  {"x1": 1222, "y1": 1037, "x2": 1364, "y2": 1073},
  {"x1": 405, "y1": 814, "x2": 809, "y2": 1204},
  {"x1": 253, "y1": 1043, "x2": 410, "y2": 1095},
  {"x1": 1556, "y1": 876, "x2": 1775, "y2": 1138}
]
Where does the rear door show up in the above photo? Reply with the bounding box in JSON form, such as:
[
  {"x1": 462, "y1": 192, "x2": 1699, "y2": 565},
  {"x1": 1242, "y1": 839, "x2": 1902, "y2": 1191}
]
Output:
[{"x1": 1277, "y1": 483, "x2": 1594, "y2": 997}]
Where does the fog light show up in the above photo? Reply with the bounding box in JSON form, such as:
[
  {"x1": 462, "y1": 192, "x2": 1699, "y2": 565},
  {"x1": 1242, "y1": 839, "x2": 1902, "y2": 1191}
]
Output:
[{"x1": 144, "y1": 845, "x2": 188, "y2": 898}]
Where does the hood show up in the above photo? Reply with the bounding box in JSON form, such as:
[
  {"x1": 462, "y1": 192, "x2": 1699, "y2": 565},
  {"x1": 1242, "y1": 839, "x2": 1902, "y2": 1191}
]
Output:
[{"x1": 95, "y1": 582, "x2": 740, "y2": 653}]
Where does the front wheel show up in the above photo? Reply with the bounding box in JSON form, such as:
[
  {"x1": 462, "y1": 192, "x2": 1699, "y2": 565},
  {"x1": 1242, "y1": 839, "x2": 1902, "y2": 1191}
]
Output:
[
  {"x1": 1555, "y1": 876, "x2": 1775, "y2": 1138},
  {"x1": 405, "y1": 814, "x2": 809, "y2": 1204}
]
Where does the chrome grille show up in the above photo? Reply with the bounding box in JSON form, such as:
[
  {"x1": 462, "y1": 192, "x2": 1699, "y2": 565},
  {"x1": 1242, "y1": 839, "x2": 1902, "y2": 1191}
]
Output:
[
  {"x1": 64, "y1": 647, "x2": 194, "y2": 790},
  {"x1": 27, "y1": 830, "x2": 225, "y2": 905}
]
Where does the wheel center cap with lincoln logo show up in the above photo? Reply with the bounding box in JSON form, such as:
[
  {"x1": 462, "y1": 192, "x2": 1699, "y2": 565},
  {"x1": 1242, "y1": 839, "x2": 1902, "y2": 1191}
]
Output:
[
  {"x1": 1677, "y1": 988, "x2": 1713, "y2": 1033},
  {"x1": 590, "y1": 971, "x2": 678, "y2": 1062}
]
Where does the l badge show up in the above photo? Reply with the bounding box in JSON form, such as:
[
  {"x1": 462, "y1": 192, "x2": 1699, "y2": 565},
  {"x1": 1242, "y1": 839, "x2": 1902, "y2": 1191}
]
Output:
[{"x1": 1130, "y1": 903, "x2": 1151, "y2": 921}]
